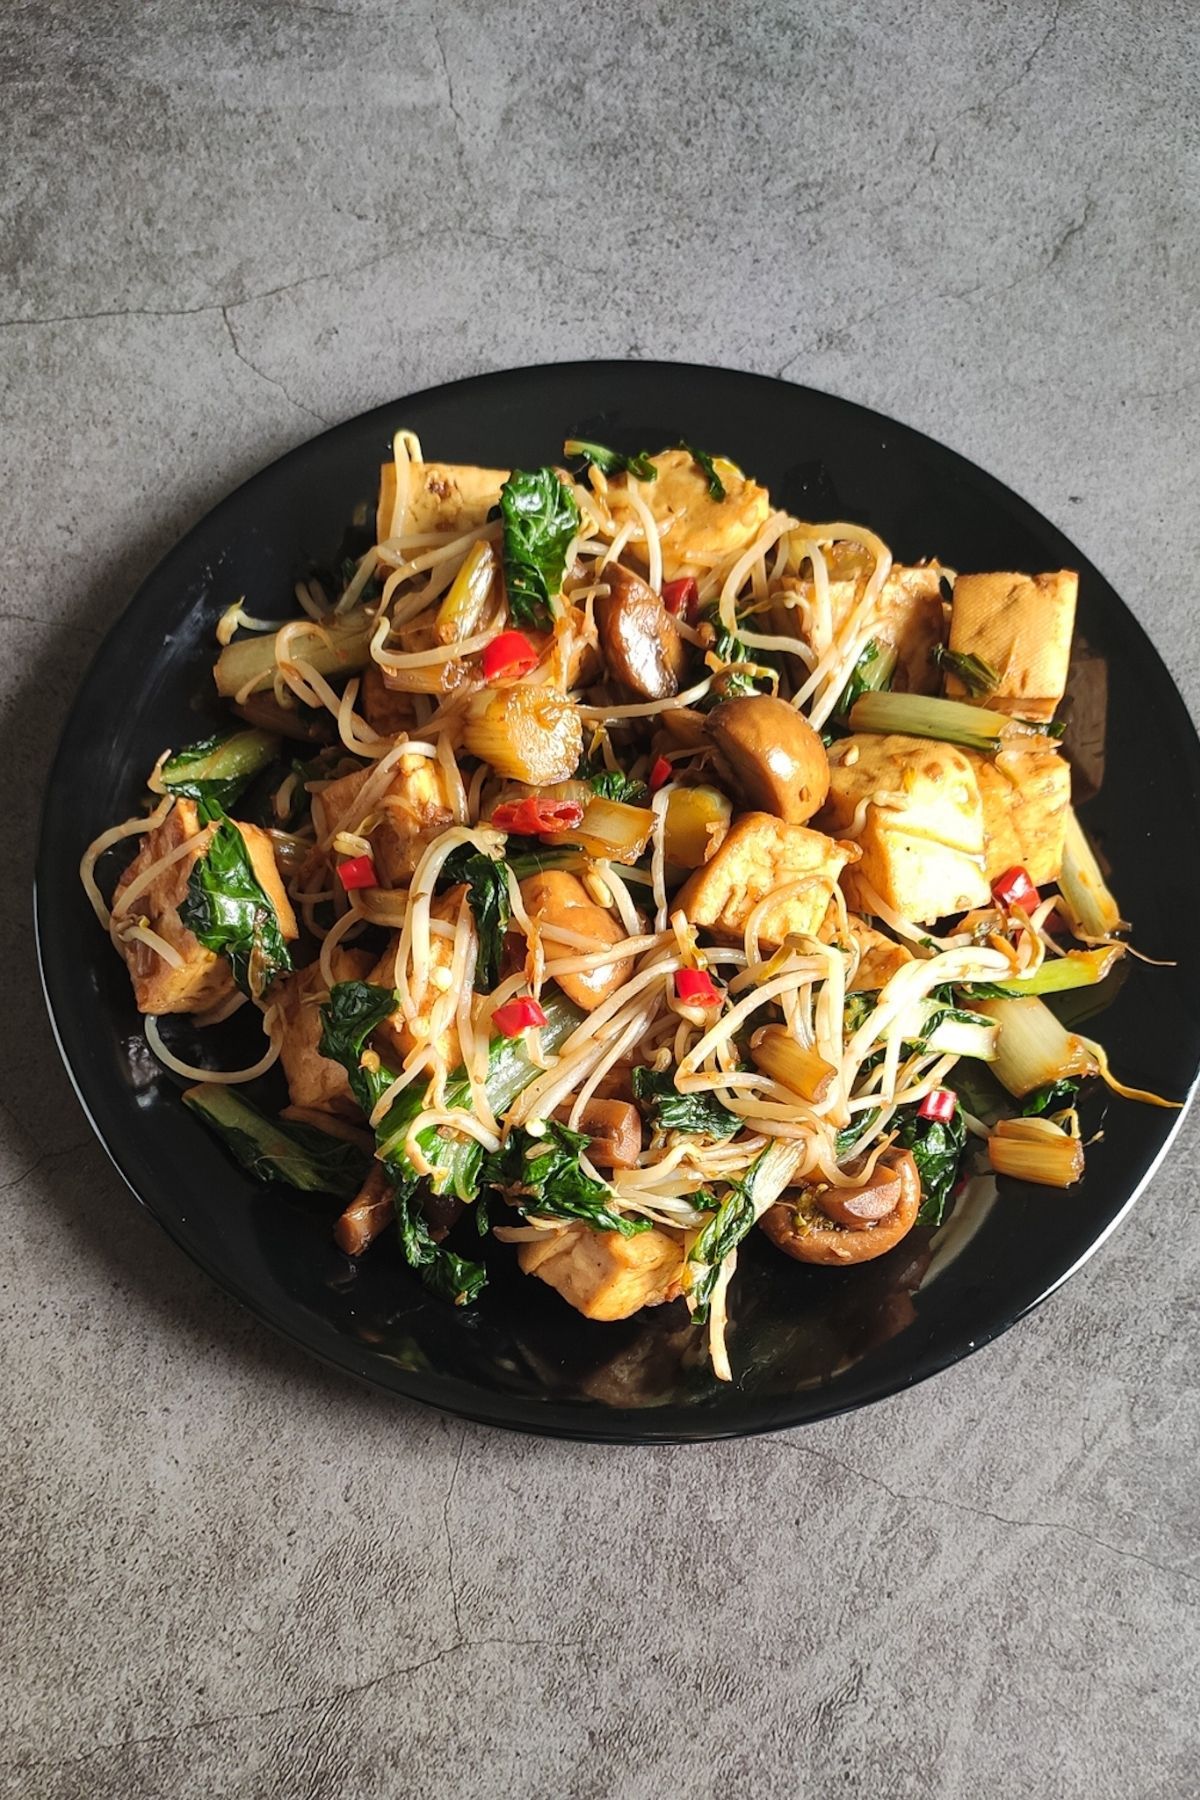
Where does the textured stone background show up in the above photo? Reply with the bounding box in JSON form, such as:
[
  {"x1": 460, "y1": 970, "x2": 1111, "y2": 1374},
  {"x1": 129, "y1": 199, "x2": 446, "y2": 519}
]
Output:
[{"x1": 4, "y1": 2, "x2": 1199, "y2": 1795}]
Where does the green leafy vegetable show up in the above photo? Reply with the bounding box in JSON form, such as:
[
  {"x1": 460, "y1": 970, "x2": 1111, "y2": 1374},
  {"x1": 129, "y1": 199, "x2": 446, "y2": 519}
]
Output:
[
  {"x1": 437, "y1": 844, "x2": 511, "y2": 991},
  {"x1": 687, "y1": 1139, "x2": 804, "y2": 1322},
  {"x1": 495, "y1": 467, "x2": 582, "y2": 631},
  {"x1": 1021, "y1": 1078, "x2": 1081, "y2": 1116},
  {"x1": 632, "y1": 1066, "x2": 739, "y2": 1140},
  {"x1": 932, "y1": 643, "x2": 1001, "y2": 697},
  {"x1": 834, "y1": 639, "x2": 896, "y2": 719},
  {"x1": 678, "y1": 440, "x2": 726, "y2": 500},
  {"x1": 586, "y1": 769, "x2": 650, "y2": 804},
  {"x1": 482, "y1": 1119, "x2": 649, "y2": 1236},
  {"x1": 563, "y1": 439, "x2": 657, "y2": 482},
  {"x1": 893, "y1": 1102, "x2": 967, "y2": 1227},
  {"x1": 183, "y1": 1083, "x2": 368, "y2": 1198},
  {"x1": 179, "y1": 817, "x2": 292, "y2": 998},
  {"x1": 318, "y1": 982, "x2": 586, "y2": 1304},
  {"x1": 698, "y1": 605, "x2": 775, "y2": 703},
  {"x1": 162, "y1": 730, "x2": 280, "y2": 815}
]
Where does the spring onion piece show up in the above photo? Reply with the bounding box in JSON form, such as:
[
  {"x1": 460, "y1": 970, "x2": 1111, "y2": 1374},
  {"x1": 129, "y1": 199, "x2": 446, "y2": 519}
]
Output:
[
  {"x1": 971, "y1": 996, "x2": 1096, "y2": 1098},
  {"x1": 848, "y1": 690, "x2": 1009, "y2": 753},
  {"x1": 435, "y1": 538, "x2": 498, "y2": 643},
  {"x1": 987, "y1": 1116, "x2": 1084, "y2": 1187},
  {"x1": 834, "y1": 639, "x2": 897, "y2": 718},
  {"x1": 933, "y1": 643, "x2": 1001, "y2": 697},
  {"x1": 965, "y1": 945, "x2": 1124, "y2": 997},
  {"x1": 1057, "y1": 806, "x2": 1124, "y2": 937},
  {"x1": 750, "y1": 1027, "x2": 836, "y2": 1103},
  {"x1": 214, "y1": 610, "x2": 374, "y2": 699}
]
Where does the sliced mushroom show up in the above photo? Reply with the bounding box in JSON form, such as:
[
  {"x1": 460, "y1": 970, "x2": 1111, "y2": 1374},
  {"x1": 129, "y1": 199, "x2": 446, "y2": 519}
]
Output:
[
  {"x1": 760, "y1": 1149, "x2": 921, "y2": 1265},
  {"x1": 596, "y1": 563, "x2": 689, "y2": 699},
  {"x1": 553, "y1": 1098, "x2": 643, "y2": 1169},
  {"x1": 705, "y1": 694, "x2": 830, "y2": 823},
  {"x1": 519, "y1": 870, "x2": 634, "y2": 1011},
  {"x1": 335, "y1": 1164, "x2": 394, "y2": 1256}
]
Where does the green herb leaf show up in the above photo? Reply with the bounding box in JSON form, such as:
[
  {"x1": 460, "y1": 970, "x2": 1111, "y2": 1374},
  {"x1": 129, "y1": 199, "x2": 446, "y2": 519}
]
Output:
[
  {"x1": 179, "y1": 817, "x2": 292, "y2": 998},
  {"x1": 563, "y1": 439, "x2": 657, "y2": 482},
  {"x1": 587, "y1": 769, "x2": 650, "y2": 804},
  {"x1": 1021, "y1": 1078, "x2": 1081, "y2": 1116},
  {"x1": 495, "y1": 467, "x2": 582, "y2": 631},
  {"x1": 678, "y1": 440, "x2": 726, "y2": 500},
  {"x1": 437, "y1": 845, "x2": 511, "y2": 991},
  {"x1": 698, "y1": 603, "x2": 775, "y2": 703},
  {"x1": 183, "y1": 1083, "x2": 368, "y2": 1198},
  {"x1": 632, "y1": 1066, "x2": 739, "y2": 1140},
  {"x1": 687, "y1": 1139, "x2": 804, "y2": 1321},
  {"x1": 162, "y1": 730, "x2": 280, "y2": 813},
  {"x1": 393, "y1": 1187, "x2": 487, "y2": 1305},
  {"x1": 317, "y1": 980, "x2": 399, "y2": 1116},
  {"x1": 932, "y1": 643, "x2": 1001, "y2": 697},
  {"x1": 483, "y1": 1119, "x2": 650, "y2": 1236},
  {"x1": 893, "y1": 1102, "x2": 967, "y2": 1227}
]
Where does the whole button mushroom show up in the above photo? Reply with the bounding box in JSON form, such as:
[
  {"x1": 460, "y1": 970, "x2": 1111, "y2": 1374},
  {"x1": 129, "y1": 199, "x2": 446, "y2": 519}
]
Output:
[{"x1": 705, "y1": 694, "x2": 830, "y2": 823}]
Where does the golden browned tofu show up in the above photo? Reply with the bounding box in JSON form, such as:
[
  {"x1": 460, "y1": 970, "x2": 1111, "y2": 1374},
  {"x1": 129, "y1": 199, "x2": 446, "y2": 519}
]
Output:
[
  {"x1": 607, "y1": 448, "x2": 771, "y2": 580},
  {"x1": 946, "y1": 570, "x2": 1077, "y2": 721},
  {"x1": 359, "y1": 664, "x2": 422, "y2": 737},
  {"x1": 112, "y1": 801, "x2": 297, "y2": 1015},
  {"x1": 820, "y1": 735, "x2": 991, "y2": 923},
  {"x1": 276, "y1": 948, "x2": 376, "y2": 1117},
  {"x1": 674, "y1": 812, "x2": 859, "y2": 948},
  {"x1": 777, "y1": 557, "x2": 946, "y2": 694},
  {"x1": 518, "y1": 1222, "x2": 685, "y2": 1320},
  {"x1": 846, "y1": 917, "x2": 914, "y2": 990},
  {"x1": 969, "y1": 749, "x2": 1072, "y2": 885},
  {"x1": 314, "y1": 754, "x2": 453, "y2": 887},
  {"x1": 369, "y1": 887, "x2": 471, "y2": 1068},
  {"x1": 376, "y1": 460, "x2": 508, "y2": 542}
]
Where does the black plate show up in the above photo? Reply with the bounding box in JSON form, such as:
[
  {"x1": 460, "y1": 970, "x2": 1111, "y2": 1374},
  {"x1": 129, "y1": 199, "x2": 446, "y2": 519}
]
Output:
[{"x1": 35, "y1": 362, "x2": 1200, "y2": 1442}]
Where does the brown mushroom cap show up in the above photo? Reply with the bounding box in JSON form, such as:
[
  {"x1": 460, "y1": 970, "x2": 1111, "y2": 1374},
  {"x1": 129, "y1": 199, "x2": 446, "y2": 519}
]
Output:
[
  {"x1": 705, "y1": 694, "x2": 830, "y2": 823},
  {"x1": 759, "y1": 1149, "x2": 922, "y2": 1265},
  {"x1": 596, "y1": 563, "x2": 689, "y2": 700}
]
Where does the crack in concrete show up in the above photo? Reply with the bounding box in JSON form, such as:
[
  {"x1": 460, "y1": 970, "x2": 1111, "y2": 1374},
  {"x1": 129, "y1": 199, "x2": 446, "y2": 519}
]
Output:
[
  {"x1": 0, "y1": 1140, "x2": 94, "y2": 1197},
  {"x1": 219, "y1": 306, "x2": 331, "y2": 426},
  {"x1": 774, "y1": 1441, "x2": 1198, "y2": 1589},
  {"x1": 1, "y1": 1638, "x2": 583, "y2": 1776},
  {"x1": 1046, "y1": 193, "x2": 1098, "y2": 270},
  {"x1": 433, "y1": 20, "x2": 467, "y2": 139},
  {"x1": 442, "y1": 1426, "x2": 467, "y2": 1638},
  {"x1": 929, "y1": 0, "x2": 1065, "y2": 169}
]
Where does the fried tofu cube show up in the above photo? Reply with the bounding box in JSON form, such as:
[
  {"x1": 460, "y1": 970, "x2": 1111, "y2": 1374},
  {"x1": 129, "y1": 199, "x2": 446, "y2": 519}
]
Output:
[
  {"x1": 369, "y1": 887, "x2": 471, "y2": 1069},
  {"x1": 673, "y1": 813, "x2": 859, "y2": 948},
  {"x1": 518, "y1": 1222, "x2": 685, "y2": 1320},
  {"x1": 276, "y1": 947, "x2": 376, "y2": 1117},
  {"x1": 969, "y1": 749, "x2": 1072, "y2": 885},
  {"x1": 376, "y1": 460, "x2": 508, "y2": 542},
  {"x1": 946, "y1": 571, "x2": 1077, "y2": 721},
  {"x1": 846, "y1": 917, "x2": 914, "y2": 990},
  {"x1": 819, "y1": 734, "x2": 991, "y2": 923},
  {"x1": 315, "y1": 753, "x2": 453, "y2": 887},
  {"x1": 359, "y1": 664, "x2": 421, "y2": 738},
  {"x1": 608, "y1": 448, "x2": 771, "y2": 581},
  {"x1": 878, "y1": 565, "x2": 945, "y2": 695},
  {"x1": 112, "y1": 801, "x2": 297, "y2": 1015}
]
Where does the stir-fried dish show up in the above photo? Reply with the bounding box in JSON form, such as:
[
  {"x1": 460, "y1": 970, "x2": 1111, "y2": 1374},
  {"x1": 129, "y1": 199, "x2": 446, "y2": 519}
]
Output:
[{"x1": 81, "y1": 434, "x2": 1175, "y2": 1379}]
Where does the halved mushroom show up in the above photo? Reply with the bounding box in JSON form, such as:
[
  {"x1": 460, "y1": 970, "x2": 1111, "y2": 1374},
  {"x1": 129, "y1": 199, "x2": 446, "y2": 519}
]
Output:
[
  {"x1": 759, "y1": 1148, "x2": 921, "y2": 1265},
  {"x1": 553, "y1": 1098, "x2": 643, "y2": 1169},
  {"x1": 596, "y1": 563, "x2": 690, "y2": 699},
  {"x1": 705, "y1": 694, "x2": 830, "y2": 824}
]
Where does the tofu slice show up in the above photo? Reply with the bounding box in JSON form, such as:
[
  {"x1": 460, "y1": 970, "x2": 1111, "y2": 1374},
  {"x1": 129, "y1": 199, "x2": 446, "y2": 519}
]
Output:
[
  {"x1": 276, "y1": 948, "x2": 377, "y2": 1118},
  {"x1": 376, "y1": 460, "x2": 508, "y2": 542},
  {"x1": 607, "y1": 448, "x2": 771, "y2": 581},
  {"x1": 369, "y1": 887, "x2": 472, "y2": 1069},
  {"x1": 946, "y1": 570, "x2": 1077, "y2": 721},
  {"x1": 314, "y1": 753, "x2": 454, "y2": 887},
  {"x1": 518, "y1": 1222, "x2": 685, "y2": 1320},
  {"x1": 359, "y1": 664, "x2": 422, "y2": 738},
  {"x1": 968, "y1": 748, "x2": 1072, "y2": 885},
  {"x1": 112, "y1": 801, "x2": 297, "y2": 1015},
  {"x1": 674, "y1": 812, "x2": 860, "y2": 948},
  {"x1": 777, "y1": 556, "x2": 947, "y2": 694},
  {"x1": 819, "y1": 734, "x2": 991, "y2": 923}
]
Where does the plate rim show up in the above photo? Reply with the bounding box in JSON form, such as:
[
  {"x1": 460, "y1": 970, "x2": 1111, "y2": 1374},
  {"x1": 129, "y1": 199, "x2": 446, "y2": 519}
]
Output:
[{"x1": 33, "y1": 358, "x2": 1200, "y2": 1443}]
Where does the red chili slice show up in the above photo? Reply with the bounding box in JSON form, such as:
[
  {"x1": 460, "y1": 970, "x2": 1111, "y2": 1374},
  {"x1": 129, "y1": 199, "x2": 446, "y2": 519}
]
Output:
[
  {"x1": 492, "y1": 996, "x2": 548, "y2": 1037},
  {"x1": 661, "y1": 577, "x2": 699, "y2": 620},
  {"x1": 482, "y1": 630, "x2": 539, "y2": 682},
  {"x1": 918, "y1": 1087, "x2": 957, "y2": 1124},
  {"x1": 490, "y1": 796, "x2": 586, "y2": 836},
  {"x1": 649, "y1": 756, "x2": 673, "y2": 791},
  {"x1": 674, "y1": 967, "x2": 721, "y2": 1006},
  {"x1": 991, "y1": 865, "x2": 1039, "y2": 914},
  {"x1": 336, "y1": 854, "x2": 378, "y2": 891}
]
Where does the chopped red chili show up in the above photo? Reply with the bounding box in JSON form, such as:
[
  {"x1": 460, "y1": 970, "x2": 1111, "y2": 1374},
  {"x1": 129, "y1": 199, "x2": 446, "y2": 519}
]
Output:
[
  {"x1": 661, "y1": 576, "x2": 699, "y2": 620},
  {"x1": 991, "y1": 866, "x2": 1039, "y2": 914},
  {"x1": 336, "y1": 854, "x2": 378, "y2": 891},
  {"x1": 490, "y1": 796, "x2": 586, "y2": 836},
  {"x1": 492, "y1": 996, "x2": 548, "y2": 1037},
  {"x1": 649, "y1": 756, "x2": 673, "y2": 791},
  {"x1": 481, "y1": 630, "x2": 538, "y2": 682},
  {"x1": 674, "y1": 967, "x2": 721, "y2": 1006},
  {"x1": 918, "y1": 1087, "x2": 957, "y2": 1123}
]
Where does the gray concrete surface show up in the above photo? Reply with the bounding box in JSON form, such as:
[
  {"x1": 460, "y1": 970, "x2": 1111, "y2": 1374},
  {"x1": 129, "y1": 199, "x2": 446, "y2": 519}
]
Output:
[{"x1": 4, "y1": 2, "x2": 1198, "y2": 1795}]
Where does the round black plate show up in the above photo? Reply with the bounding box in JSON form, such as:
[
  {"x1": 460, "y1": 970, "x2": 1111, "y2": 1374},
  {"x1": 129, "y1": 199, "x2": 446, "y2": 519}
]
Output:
[{"x1": 35, "y1": 362, "x2": 1200, "y2": 1442}]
